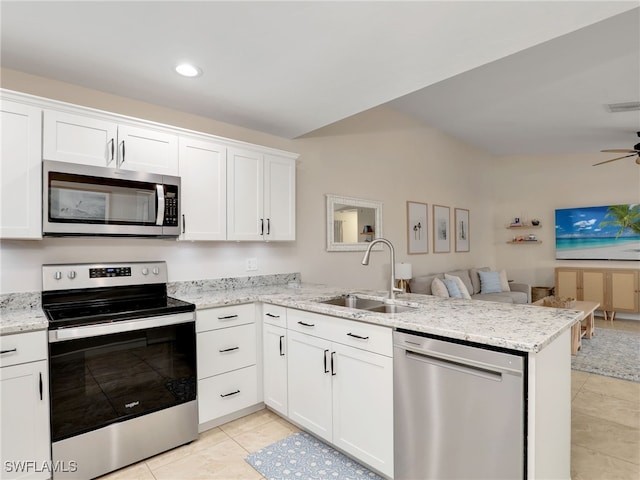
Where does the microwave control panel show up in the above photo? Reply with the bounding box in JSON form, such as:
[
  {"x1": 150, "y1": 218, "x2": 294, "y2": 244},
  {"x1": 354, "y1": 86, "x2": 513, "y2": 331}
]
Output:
[{"x1": 164, "y1": 188, "x2": 178, "y2": 226}]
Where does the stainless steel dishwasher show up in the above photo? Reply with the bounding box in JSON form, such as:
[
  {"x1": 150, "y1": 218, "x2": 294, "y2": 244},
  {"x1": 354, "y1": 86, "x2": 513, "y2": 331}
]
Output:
[{"x1": 394, "y1": 329, "x2": 526, "y2": 480}]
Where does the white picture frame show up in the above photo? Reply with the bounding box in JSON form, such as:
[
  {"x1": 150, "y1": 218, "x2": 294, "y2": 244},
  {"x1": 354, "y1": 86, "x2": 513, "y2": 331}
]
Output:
[
  {"x1": 455, "y1": 208, "x2": 470, "y2": 252},
  {"x1": 433, "y1": 204, "x2": 450, "y2": 253},
  {"x1": 407, "y1": 201, "x2": 428, "y2": 254}
]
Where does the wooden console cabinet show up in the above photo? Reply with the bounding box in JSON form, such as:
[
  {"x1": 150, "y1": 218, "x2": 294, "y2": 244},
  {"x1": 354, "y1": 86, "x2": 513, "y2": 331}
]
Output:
[{"x1": 555, "y1": 267, "x2": 639, "y2": 320}]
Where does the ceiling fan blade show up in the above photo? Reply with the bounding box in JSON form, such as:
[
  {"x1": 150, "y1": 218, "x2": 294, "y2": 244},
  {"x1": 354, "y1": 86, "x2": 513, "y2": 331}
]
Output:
[
  {"x1": 592, "y1": 153, "x2": 637, "y2": 166},
  {"x1": 600, "y1": 149, "x2": 637, "y2": 153}
]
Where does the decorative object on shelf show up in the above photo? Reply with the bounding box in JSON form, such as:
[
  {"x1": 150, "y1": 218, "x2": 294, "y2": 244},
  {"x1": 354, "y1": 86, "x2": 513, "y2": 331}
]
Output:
[
  {"x1": 542, "y1": 296, "x2": 576, "y2": 308},
  {"x1": 395, "y1": 262, "x2": 412, "y2": 292},
  {"x1": 454, "y1": 208, "x2": 470, "y2": 252},
  {"x1": 531, "y1": 219, "x2": 540, "y2": 226},
  {"x1": 511, "y1": 217, "x2": 521, "y2": 227},
  {"x1": 406, "y1": 201, "x2": 428, "y2": 254},
  {"x1": 433, "y1": 204, "x2": 450, "y2": 253}
]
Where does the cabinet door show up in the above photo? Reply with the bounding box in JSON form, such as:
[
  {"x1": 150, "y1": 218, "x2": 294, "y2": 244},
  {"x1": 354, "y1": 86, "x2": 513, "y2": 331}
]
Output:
[
  {"x1": 331, "y1": 343, "x2": 394, "y2": 478},
  {"x1": 43, "y1": 110, "x2": 117, "y2": 166},
  {"x1": 227, "y1": 147, "x2": 263, "y2": 241},
  {"x1": 178, "y1": 137, "x2": 226, "y2": 240},
  {"x1": 287, "y1": 330, "x2": 332, "y2": 442},
  {"x1": 263, "y1": 323, "x2": 288, "y2": 416},
  {"x1": 555, "y1": 269, "x2": 580, "y2": 299},
  {"x1": 0, "y1": 360, "x2": 50, "y2": 479},
  {"x1": 0, "y1": 100, "x2": 42, "y2": 239},
  {"x1": 582, "y1": 270, "x2": 606, "y2": 305},
  {"x1": 263, "y1": 154, "x2": 295, "y2": 241},
  {"x1": 609, "y1": 270, "x2": 638, "y2": 312},
  {"x1": 117, "y1": 124, "x2": 178, "y2": 175}
]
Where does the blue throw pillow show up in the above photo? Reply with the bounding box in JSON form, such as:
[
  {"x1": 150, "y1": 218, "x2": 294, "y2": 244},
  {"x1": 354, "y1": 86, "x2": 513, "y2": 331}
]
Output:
[
  {"x1": 479, "y1": 271, "x2": 502, "y2": 294},
  {"x1": 443, "y1": 278, "x2": 462, "y2": 298}
]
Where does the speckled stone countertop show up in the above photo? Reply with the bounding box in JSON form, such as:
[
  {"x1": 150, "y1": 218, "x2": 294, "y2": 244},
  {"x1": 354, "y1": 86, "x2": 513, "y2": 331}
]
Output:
[
  {"x1": 1, "y1": 273, "x2": 581, "y2": 353},
  {"x1": 175, "y1": 282, "x2": 582, "y2": 354}
]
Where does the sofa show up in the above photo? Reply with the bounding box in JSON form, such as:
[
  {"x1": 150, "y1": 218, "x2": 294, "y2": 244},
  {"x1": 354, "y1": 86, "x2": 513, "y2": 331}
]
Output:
[{"x1": 408, "y1": 267, "x2": 531, "y2": 304}]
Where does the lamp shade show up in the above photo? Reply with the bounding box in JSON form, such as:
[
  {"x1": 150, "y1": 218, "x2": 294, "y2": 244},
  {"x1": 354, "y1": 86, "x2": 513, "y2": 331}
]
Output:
[{"x1": 395, "y1": 262, "x2": 412, "y2": 280}]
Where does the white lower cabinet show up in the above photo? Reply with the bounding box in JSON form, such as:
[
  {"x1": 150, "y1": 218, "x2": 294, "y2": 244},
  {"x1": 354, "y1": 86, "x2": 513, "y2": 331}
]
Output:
[
  {"x1": 284, "y1": 309, "x2": 394, "y2": 478},
  {"x1": 196, "y1": 304, "x2": 260, "y2": 428},
  {"x1": 262, "y1": 304, "x2": 288, "y2": 417},
  {"x1": 0, "y1": 331, "x2": 50, "y2": 479}
]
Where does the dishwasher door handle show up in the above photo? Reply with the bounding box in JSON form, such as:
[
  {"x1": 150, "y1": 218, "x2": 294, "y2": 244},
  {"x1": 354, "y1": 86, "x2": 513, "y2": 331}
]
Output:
[{"x1": 405, "y1": 349, "x2": 504, "y2": 381}]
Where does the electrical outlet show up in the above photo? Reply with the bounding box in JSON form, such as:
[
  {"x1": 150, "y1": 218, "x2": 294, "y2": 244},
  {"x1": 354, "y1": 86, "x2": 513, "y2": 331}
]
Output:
[{"x1": 246, "y1": 258, "x2": 258, "y2": 271}]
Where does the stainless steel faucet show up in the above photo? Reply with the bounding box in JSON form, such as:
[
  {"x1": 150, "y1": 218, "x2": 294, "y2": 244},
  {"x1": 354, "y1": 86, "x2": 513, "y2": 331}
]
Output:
[{"x1": 361, "y1": 238, "x2": 403, "y2": 303}]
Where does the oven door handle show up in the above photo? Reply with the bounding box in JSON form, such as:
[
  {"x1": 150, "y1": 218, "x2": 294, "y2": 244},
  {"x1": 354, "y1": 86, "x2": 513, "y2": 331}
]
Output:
[{"x1": 48, "y1": 312, "x2": 194, "y2": 343}]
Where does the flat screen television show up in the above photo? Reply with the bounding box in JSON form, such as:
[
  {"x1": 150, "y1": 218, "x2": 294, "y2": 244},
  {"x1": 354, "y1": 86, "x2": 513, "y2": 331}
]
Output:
[{"x1": 555, "y1": 204, "x2": 640, "y2": 261}]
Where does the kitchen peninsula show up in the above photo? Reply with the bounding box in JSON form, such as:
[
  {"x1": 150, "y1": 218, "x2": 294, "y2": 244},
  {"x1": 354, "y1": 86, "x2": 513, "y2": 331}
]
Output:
[{"x1": 1, "y1": 277, "x2": 581, "y2": 479}]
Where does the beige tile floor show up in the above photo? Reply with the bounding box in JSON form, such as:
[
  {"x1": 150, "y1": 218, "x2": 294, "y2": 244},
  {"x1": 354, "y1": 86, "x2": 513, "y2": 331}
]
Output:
[{"x1": 101, "y1": 318, "x2": 639, "y2": 480}]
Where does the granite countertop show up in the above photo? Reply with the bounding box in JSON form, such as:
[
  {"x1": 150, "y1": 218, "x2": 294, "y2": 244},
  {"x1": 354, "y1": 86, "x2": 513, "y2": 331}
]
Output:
[
  {"x1": 174, "y1": 282, "x2": 581, "y2": 353},
  {"x1": 1, "y1": 280, "x2": 582, "y2": 353}
]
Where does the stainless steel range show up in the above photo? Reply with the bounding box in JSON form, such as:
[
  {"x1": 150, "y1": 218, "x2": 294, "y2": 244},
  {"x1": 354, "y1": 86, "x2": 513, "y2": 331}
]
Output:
[{"x1": 42, "y1": 261, "x2": 197, "y2": 480}]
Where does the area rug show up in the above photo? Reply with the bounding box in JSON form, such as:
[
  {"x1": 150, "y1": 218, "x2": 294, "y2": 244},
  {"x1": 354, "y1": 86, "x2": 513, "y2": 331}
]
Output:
[
  {"x1": 245, "y1": 431, "x2": 383, "y2": 480},
  {"x1": 571, "y1": 328, "x2": 640, "y2": 383}
]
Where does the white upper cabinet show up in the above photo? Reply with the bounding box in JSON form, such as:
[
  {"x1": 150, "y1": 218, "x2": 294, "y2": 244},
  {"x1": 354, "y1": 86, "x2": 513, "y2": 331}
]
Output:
[
  {"x1": 0, "y1": 99, "x2": 42, "y2": 239},
  {"x1": 178, "y1": 136, "x2": 227, "y2": 241},
  {"x1": 227, "y1": 147, "x2": 296, "y2": 241},
  {"x1": 43, "y1": 110, "x2": 179, "y2": 175}
]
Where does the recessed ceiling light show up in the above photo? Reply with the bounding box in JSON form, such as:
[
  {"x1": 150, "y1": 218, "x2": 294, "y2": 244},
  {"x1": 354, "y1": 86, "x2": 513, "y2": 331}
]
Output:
[
  {"x1": 606, "y1": 101, "x2": 640, "y2": 113},
  {"x1": 175, "y1": 63, "x2": 202, "y2": 78}
]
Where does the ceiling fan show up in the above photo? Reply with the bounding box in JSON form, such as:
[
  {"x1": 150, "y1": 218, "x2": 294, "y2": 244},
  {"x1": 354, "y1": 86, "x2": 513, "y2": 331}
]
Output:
[{"x1": 593, "y1": 131, "x2": 640, "y2": 166}]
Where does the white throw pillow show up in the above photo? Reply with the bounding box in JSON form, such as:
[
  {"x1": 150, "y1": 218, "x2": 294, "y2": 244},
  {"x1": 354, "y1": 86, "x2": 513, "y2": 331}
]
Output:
[
  {"x1": 431, "y1": 277, "x2": 449, "y2": 298},
  {"x1": 444, "y1": 274, "x2": 472, "y2": 299},
  {"x1": 499, "y1": 270, "x2": 511, "y2": 292}
]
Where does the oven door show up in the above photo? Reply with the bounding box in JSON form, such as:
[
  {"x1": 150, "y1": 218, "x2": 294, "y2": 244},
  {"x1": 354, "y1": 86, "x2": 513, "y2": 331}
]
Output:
[
  {"x1": 48, "y1": 313, "x2": 196, "y2": 443},
  {"x1": 43, "y1": 160, "x2": 180, "y2": 237}
]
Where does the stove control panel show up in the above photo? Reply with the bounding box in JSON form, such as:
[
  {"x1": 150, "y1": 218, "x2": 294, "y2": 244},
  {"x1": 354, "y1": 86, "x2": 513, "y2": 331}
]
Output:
[
  {"x1": 43, "y1": 262, "x2": 167, "y2": 291},
  {"x1": 90, "y1": 267, "x2": 132, "y2": 278}
]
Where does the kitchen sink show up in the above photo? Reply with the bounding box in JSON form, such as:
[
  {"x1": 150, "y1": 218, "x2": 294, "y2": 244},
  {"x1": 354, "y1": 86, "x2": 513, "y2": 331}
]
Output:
[
  {"x1": 318, "y1": 295, "x2": 417, "y2": 314},
  {"x1": 366, "y1": 304, "x2": 416, "y2": 314},
  {"x1": 320, "y1": 295, "x2": 384, "y2": 310}
]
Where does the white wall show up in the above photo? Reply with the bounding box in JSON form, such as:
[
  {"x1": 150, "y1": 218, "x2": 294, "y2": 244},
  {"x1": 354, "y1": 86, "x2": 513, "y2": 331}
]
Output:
[
  {"x1": 1, "y1": 69, "x2": 498, "y2": 294},
  {"x1": 492, "y1": 153, "x2": 640, "y2": 288}
]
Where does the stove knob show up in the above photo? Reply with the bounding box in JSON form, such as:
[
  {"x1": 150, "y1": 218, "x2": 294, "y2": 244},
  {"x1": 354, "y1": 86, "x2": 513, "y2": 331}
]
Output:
[
  {"x1": 142, "y1": 268, "x2": 149, "y2": 275},
  {"x1": 67, "y1": 271, "x2": 76, "y2": 280},
  {"x1": 152, "y1": 267, "x2": 160, "y2": 275},
  {"x1": 54, "y1": 271, "x2": 62, "y2": 280}
]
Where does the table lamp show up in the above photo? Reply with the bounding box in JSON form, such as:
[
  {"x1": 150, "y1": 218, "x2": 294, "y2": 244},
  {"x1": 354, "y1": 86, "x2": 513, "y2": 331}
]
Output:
[{"x1": 395, "y1": 262, "x2": 412, "y2": 293}]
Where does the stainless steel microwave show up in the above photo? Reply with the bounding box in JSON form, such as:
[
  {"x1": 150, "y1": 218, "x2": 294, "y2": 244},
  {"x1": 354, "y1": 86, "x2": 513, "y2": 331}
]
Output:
[{"x1": 43, "y1": 160, "x2": 181, "y2": 237}]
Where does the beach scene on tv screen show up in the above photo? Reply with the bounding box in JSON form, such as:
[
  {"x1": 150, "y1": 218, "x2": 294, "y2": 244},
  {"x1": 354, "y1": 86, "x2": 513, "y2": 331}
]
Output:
[{"x1": 555, "y1": 204, "x2": 640, "y2": 261}]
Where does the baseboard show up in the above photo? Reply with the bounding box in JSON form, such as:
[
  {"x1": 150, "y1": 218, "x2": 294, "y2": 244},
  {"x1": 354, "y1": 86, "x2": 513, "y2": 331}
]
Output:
[{"x1": 198, "y1": 402, "x2": 265, "y2": 433}]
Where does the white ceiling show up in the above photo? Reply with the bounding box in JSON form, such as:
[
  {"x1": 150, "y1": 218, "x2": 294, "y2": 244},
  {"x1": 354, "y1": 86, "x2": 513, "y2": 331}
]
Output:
[{"x1": 1, "y1": 1, "x2": 639, "y2": 156}]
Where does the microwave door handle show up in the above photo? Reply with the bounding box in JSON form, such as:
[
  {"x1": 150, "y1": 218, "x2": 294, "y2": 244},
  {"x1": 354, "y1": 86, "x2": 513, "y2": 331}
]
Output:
[{"x1": 156, "y1": 184, "x2": 165, "y2": 226}]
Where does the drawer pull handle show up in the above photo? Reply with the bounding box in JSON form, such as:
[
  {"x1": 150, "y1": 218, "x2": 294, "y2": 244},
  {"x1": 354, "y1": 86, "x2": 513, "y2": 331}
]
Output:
[
  {"x1": 39, "y1": 372, "x2": 43, "y2": 401},
  {"x1": 297, "y1": 321, "x2": 315, "y2": 327},
  {"x1": 279, "y1": 336, "x2": 285, "y2": 356},
  {"x1": 347, "y1": 333, "x2": 369, "y2": 340},
  {"x1": 219, "y1": 346, "x2": 240, "y2": 353},
  {"x1": 218, "y1": 315, "x2": 239, "y2": 320},
  {"x1": 220, "y1": 390, "x2": 240, "y2": 398},
  {"x1": 0, "y1": 348, "x2": 17, "y2": 355},
  {"x1": 266, "y1": 313, "x2": 280, "y2": 318}
]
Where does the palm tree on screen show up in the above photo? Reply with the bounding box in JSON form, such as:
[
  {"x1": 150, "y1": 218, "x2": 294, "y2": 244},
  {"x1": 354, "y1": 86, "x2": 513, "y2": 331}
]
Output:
[{"x1": 599, "y1": 204, "x2": 640, "y2": 237}]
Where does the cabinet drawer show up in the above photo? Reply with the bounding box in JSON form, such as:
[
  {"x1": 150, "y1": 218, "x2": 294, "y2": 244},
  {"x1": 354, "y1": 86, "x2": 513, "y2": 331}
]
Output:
[
  {"x1": 197, "y1": 304, "x2": 254, "y2": 333},
  {"x1": 197, "y1": 324, "x2": 256, "y2": 379},
  {"x1": 0, "y1": 330, "x2": 47, "y2": 368},
  {"x1": 287, "y1": 309, "x2": 392, "y2": 357},
  {"x1": 198, "y1": 365, "x2": 258, "y2": 424},
  {"x1": 263, "y1": 304, "x2": 287, "y2": 327},
  {"x1": 322, "y1": 315, "x2": 392, "y2": 357}
]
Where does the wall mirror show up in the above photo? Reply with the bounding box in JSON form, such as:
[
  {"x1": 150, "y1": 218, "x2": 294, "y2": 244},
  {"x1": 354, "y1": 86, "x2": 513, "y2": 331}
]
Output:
[{"x1": 326, "y1": 194, "x2": 383, "y2": 251}]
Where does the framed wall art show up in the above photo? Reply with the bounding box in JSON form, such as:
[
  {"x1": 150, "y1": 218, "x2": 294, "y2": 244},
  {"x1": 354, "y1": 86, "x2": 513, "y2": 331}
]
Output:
[
  {"x1": 407, "y1": 201, "x2": 428, "y2": 254},
  {"x1": 455, "y1": 208, "x2": 470, "y2": 252},
  {"x1": 433, "y1": 204, "x2": 450, "y2": 253}
]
